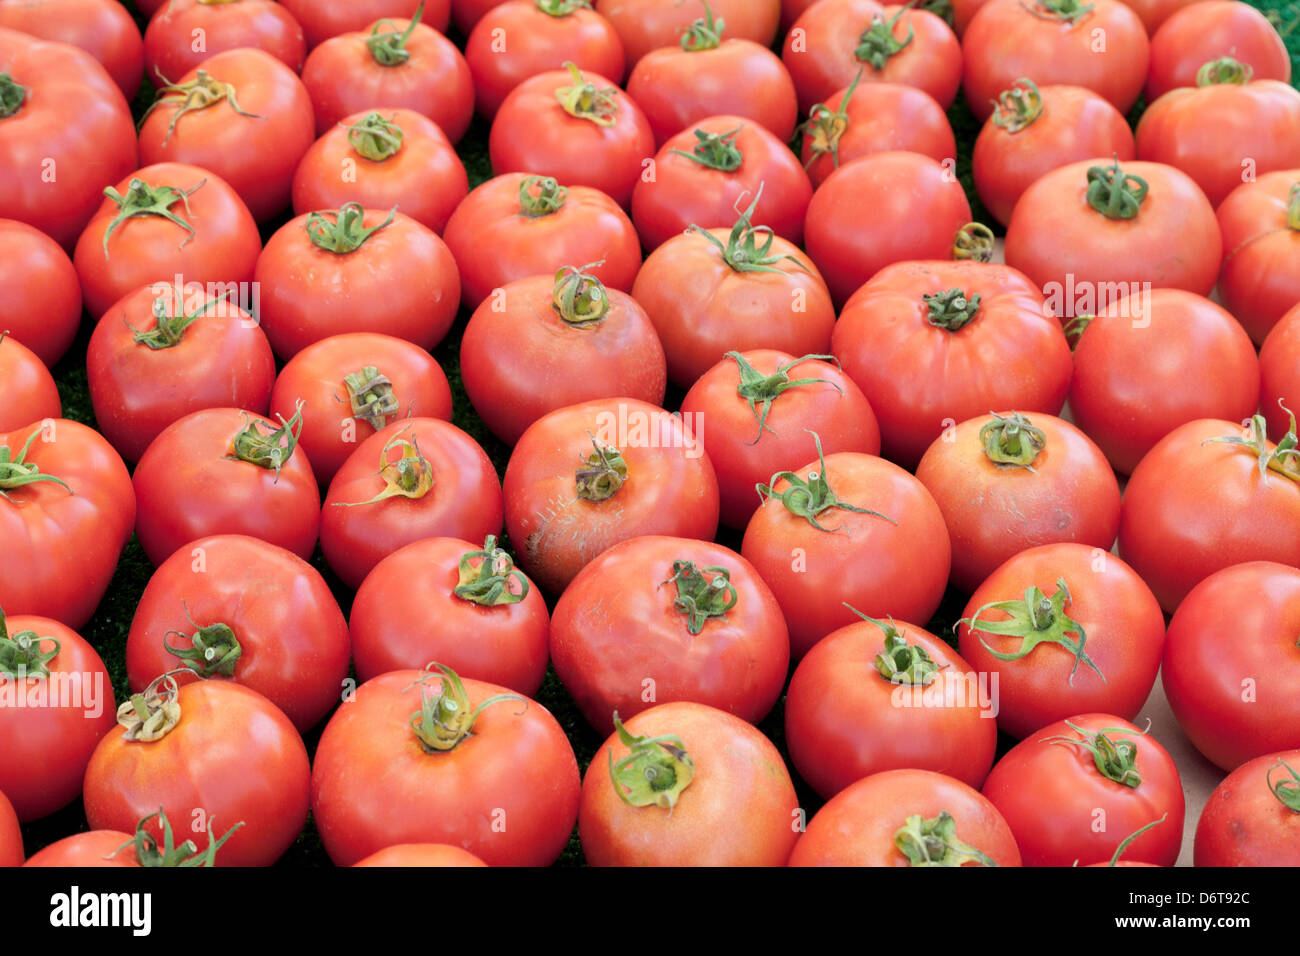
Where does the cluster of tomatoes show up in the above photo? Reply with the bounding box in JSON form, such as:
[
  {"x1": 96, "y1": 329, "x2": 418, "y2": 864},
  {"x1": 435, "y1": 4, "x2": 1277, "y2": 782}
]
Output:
[{"x1": 1, "y1": 0, "x2": 1299, "y2": 869}]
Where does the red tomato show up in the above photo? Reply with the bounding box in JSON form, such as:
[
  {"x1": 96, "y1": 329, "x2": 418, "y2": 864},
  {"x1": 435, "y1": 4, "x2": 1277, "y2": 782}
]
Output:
[
  {"x1": 1195, "y1": 748, "x2": 1300, "y2": 866},
  {"x1": 1261, "y1": 303, "x2": 1300, "y2": 442},
  {"x1": 681, "y1": 349, "x2": 880, "y2": 529},
  {"x1": 0, "y1": 334, "x2": 59, "y2": 433},
  {"x1": 255, "y1": 205, "x2": 459, "y2": 359},
  {"x1": 321, "y1": 417, "x2": 504, "y2": 589},
  {"x1": 443, "y1": 174, "x2": 641, "y2": 310},
  {"x1": 125, "y1": 534, "x2": 351, "y2": 733},
  {"x1": 24, "y1": 831, "x2": 137, "y2": 868},
  {"x1": 1069, "y1": 288, "x2": 1260, "y2": 474},
  {"x1": 0, "y1": 219, "x2": 81, "y2": 366},
  {"x1": 949, "y1": 0, "x2": 991, "y2": 34},
  {"x1": 0, "y1": 420, "x2": 135, "y2": 630},
  {"x1": 312, "y1": 665, "x2": 581, "y2": 866},
  {"x1": 350, "y1": 535, "x2": 549, "y2": 693},
  {"x1": 781, "y1": 0, "x2": 819, "y2": 30},
  {"x1": 132, "y1": 406, "x2": 320, "y2": 566},
  {"x1": 73, "y1": 163, "x2": 261, "y2": 322},
  {"x1": 1218, "y1": 170, "x2": 1300, "y2": 346},
  {"x1": 281, "y1": 0, "x2": 450, "y2": 49},
  {"x1": 916, "y1": 414, "x2": 1120, "y2": 594},
  {"x1": 24, "y1": 809, "x2": 241, "y2": 867},
  {"x1": 84, "y1": 677, "x2": 311, "y2": 867},
  {"x1": 1124, "y1": 0, "x2": 1211, "y2": 33},
  {"x1": 503, "y1": 398, "x2": 720, "y2": 594},
  {"x1": 579, "y1": 702, "x2": 800, "y2": 866},
  {"x1": 982, "y1": 714, "x2": 1185, "y2": 866},
  {"x1": 144, "y1": 0, "x2": 306, "y2": 82},
  {"x1": 790, "y1": 768, "x2": 1022, "y2": 866},
  {"x1": 0, "y1": 0, "x2": 142, "y2": 99},
  {"x1": 86, "y1": 281, "x2": 276, "y2": 464},
  {"x1": 0, "y1": 790, "x2": 19, "y2": 866},
  {"x1": 786, "y1": 616, "x2": 998, "y2": 798},
  {"x1": 1146, "y1": 1, "x2": 1290, "y2": 100},
  {"x1": 460, "y1": 266, "x2": 666, "y2": 445},
  {"x1": 595, "y1": 0, "x2": 781, "y2": 68},
  {"x1": 453, "y1": 0, "x2": 509, "y2": 35},
  {"x1": 353, "y1": 843, "x2": 489, "y2": 866},
  {"x1": 0, "y1": 27, "x2": 137, "y2": 250}
]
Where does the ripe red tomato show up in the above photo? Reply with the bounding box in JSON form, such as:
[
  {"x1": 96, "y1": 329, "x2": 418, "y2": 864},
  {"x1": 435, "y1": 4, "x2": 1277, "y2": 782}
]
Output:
[
  {"x1": 0, "y1": 0, "x2": 142, "y2": 99},
  {"x1": 24, "y1": 809, "x2": 241, "y2": 867},
  {"x1": 143, "y1": 0, "x2": 306, "y2": 83},
  {"x1": 1068, "y1": 288, "x2": 1260, "y2": 474},
  {"x1": 321, "y1": 417, "x2": 504, "y2": 589},
  {"x1": 982, "y1": 714, "x2": 1185, "y2": 866},
  {"x1": 133, "y1": 406, "x2": 320, "y2": 567},
  {"x1": 0, "y1": 219, "x2": 81, "y2": 366},
  {"x1": 350, "y1": 535, "x2": 549, "y2": 693},
  {"x1": 790, "y1": 768, "x2": 1022, "y2": 866},
  {"x1": 125, "y1": 534, "x2": 351, "y2": 733},
  {"x1": 0, "y1": 420, "x2": 135, "y2": 630},
  {"x1": 443, "y1": 174, "x2": 641, "y2": 310},
  {"x1": 949, "y1": 0, "x2": 991, "y2": 34},
  {"x1": 1261, "y1": 303, "x2": 1300, "y2": 442},
  {"x1": 579, "y1": 702, "x2": 800, "y2": 866},
  {"x1": 595, "y1": 0, "x2": 780, "y2": 68},
  {"x1": 916, "y1": 414, "x2": 1120, "y2": 594},
  {"x1": 453, "y1": 0, "x2": 508, "y2": 35},
  {"x1": 1124, "y1": 0, "x2": 1210, "y2": 33},
  {"x1": 84, "y1": 677, "x2": 311, "y2": 867},
  {"x1": 24, "y1": 831, "x2": 138, "y2": 868},
  {"x1": 0, "y1": 335, "x2": 59, "y2": 433},
  {"x1": 0, "y1": 790, "x2": 19, "y2": 867},
  {"x1": 353, "y1": 843, "x2": 489, "y2": 866},
  {"x1": 1195, "y1": 748, "x2": 1300, "y2": 866},
  {"x1": 281, "y1": 0, "x2": 449, "y2": 49},
  {"x1": 460, "y1": 266, "x2": 666, "y2": 445},
  {"x1": 1146, "y1": 1, "x2": 1290, "y2": 100},
  {"x1": 1218, "y1": 170, "x2": 1300, "y2": 347}
]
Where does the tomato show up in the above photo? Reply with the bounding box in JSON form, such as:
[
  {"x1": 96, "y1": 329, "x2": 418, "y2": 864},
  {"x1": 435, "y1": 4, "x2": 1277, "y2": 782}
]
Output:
[
  {"x1": 454, "y1": 0, "x2": 513, "y2": 35},
  {"x1": 86, "y1": 281, "x2": 276, "y2": 464},
  {"x1": 255, "y1": 205, "x2": 459, "y2": 360},
  {"x1": 1261, "y1": 303, "x2": 1300, "y2": 442},
  {"x1": 353, "y1": 844, "x2": 489, "y2": 866},
  {"x1": 144, "y1": 0, "x2": 306, "y2": 83},
  {"x1": 0, "y1": 27, "x2": 137, "y2": 250},
  {"x1": 1068, "y1": 288, "x2": 1260, "y2": 475},
  {"x1": 281, "y1": 0, "x2": 449, "y2": 49},
  {"x1": 0, "y1": 0, "x2": 142, "y2": 99},
  {"x1": 681, "y1": 349, "x2": 880, "y2": 529},
  {"x1": 781, "y1": 0, "x2": 819, "y2": 30},
  {"x1": 460, "y1": 266, "x2": 666, "y2": 445},
  {"x1": 916, "y1": 414, "x2": 1120, "y2": 594},
  {"x1": 1124, "y1": 0, "x2": 1210, "y2": 33},
  {"x1": 1218, "y1": 170, "x2": 1300, "y2": 347},
  {"x1": 503, "y1": 398, "x2": 720, "y2": 594},
  {"x1": 466, "y1": 0, "x2": 625, "y2": 118},
  {"x1": 961, "y1": 0, "x2": 1148, "y2": 122},
  {"x1": 24, "y1": 808, "x2": 241, "y2": 867},
  {"x1": 350, "y1": 535, "x2": 549, "y2": 693},
  {"x1": 0, "y1": 789, "x2": 19, "y2": 866},
  {"x1": 982, "y1": 714, "x2": 1185, "y2": 866},
  {"x1": 321, "y1": 417, "x2": 504, "y2": 589},
  {"x1": 741, "y1": 439, "x2": 950, "y2": 659},
  {"x1": 84, "y1": 677, "x2": 311, "y2": 868},
  {"x1": 0, "y1": 613, "x2": 116, "y2": 820},
  {"x1": 790, "y1": 769, "x2": 1022, "y2": 866},
  {"x1": 269, "y1": 332, "x2": 453, "y2": 486},
  {"x1": 1118, "y1": 415, "x2": 1300, "y2": 613},
  {"x1": 0, "y1": 420, "x2": 135, "y2": 629},
  {"x1": 73, "y1": 163, "x2": 261, "y2": 322},
  {"x1": 312, "y1": 664, "x2": 581, "y2": 866},
  {"x1": 949, "y1": 0, "x2": 991, "y2": 35},
  {"x1": 804, "y1": 152, "x2": 973, "y2": 306},
  {"x1": 595, "y1": 0, "x2": 780, "y2": 68},
  {"x1": 972, "y1": 81, "x2": 1135, "y2": 227},
  {"x1": 1146, "y1": 1, "x2": 1290, "y2": 100},
  {"x1": 132, "y1": 406, "x2": 320, "y2": 566},
  {"x1": 24, "y1": 831, "x2": 138, "y2": 868},
  {"x1": 443, "y1": 174, "x2": 641, "y2": 310},
  {"x1": 1003, "y1": 158, "x2": 1221, "y2": 319},
  {"x1": 578, "y1": 702, "x2": 799, "y2": 866},
  {"x1": 786, "y1": 615, "x2": 997, "y2": 799},
  {"x1": 0, "y1": 334, "x2": 59, "y2": 433},
  {"x1": 0, "y1": 219, "x2": 80, "y2": 366},
  {"x1": 1195, "y1": 748, "x2": 1300, "y2": 866},
  {"x1": 125, "y1": 534, "x2": 351, "y2": 733}
]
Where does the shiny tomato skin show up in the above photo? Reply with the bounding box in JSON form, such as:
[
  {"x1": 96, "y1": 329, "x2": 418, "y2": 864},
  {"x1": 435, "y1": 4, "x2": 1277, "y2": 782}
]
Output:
[
  {"x1": 23, "y1": 832, "x2": 141, "y2": 867},
  {"x1": 0, "y1": 335, "x2": 59, "y2": 432},
  {"x1": 0, "y1": 219, "x2": 81, "y2": 366},
  {"x1": 1218, "y1": 170, "x2": 1300, "y2": 347},
  {"x1": 0, "y1": 0, "x2": 142, "y2": 99},
  {"x1": 1146, "y1": 1, "x2": 1290, "y2": 100},
  {"x1": 144, "y1": 0, "x2": 306, "y2": 82},
  {"x1": 596, "y1": 0, "x2": 781, "y2": 67},
  {"x1": 579, "y1": 701, "x2": 800, "y2": 866},
  {"x1": 1261, "y1": 303, "x2": 1300, "y2": 442},
  {"x1": 281, "y1": 0, "x2": 450, "y2": 49},
  {"x1": 1195, "y1": 747, "x2": 1300, "y2": 866},
  {"x1": 0, "y1": 790, "x2": 19, "y2": 866},
  {"x1": 353, "y1": 843, "x2": 489, "y2": 866}
]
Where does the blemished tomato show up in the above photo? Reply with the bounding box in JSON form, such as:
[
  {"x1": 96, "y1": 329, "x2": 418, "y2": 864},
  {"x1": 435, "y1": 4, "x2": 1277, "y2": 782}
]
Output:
[
  {"x1": 460, "y1": 266, "x2": 667, "y2": 446},
  {"x1": 1218, "y1": 170, "x2": 1300, "y2": 347},
  {"x1": 281, "y1": 0, "x2": 449, "y2": 49},
  {"x1": 320, "y1": 417, "x2": 504, "y2": 589},
  {"x1": 490, "y1": 64, "x2": 653, "y2": 209},
  {"x1": 790, "y1": 769, "x2": 1022, "y2": 866},
  {"x1": 550, "y1": 536, "x2": 789, "y2": 733},
  {"x1": 443, "y1": 174, "x2": 641, "y2": 310},
  {"x1": 312, "y1": 664, "x2": 581, "y2": 866},
  {"x1": 916, "y1": 414, "x2": 1120, "y2": 594},
  {"x1": 0, "y1": 27, "x2": 137, "y2": 250},
  {"x1": 503, "y1": 398, "x2": 720, "y2": 595},
  {"x1": 1162, "y1": 562, "x2": 1300, "y2": 771},
  {"x1": 804, "y1": 152, "x2": 973, "y2": 306},
  {"x1": 350, "y1": 535, "x2": 549, "y2": 693},
  {"x1": 741, "y1": 440, "x2": 950, "y2": 659},
  {"x1": 0, "y1": 420, "x2": 135, "y2": 630},
  {"x1": 0, "y1": 219, "x2": 81, "y2": 366},
  {"x1": 143, "y1": 0, "x2": 307, "y2": 83},
  {"x1": 0, "y1": 613, "x2": 116, "y2": 821},
  {"x1": 255, "y1": 205, "x2": 459, "y2": 360},
  {"x1": 125, "y1": 534, "x2": 351, "y2": 733},
  {"x1": 0, "y1": 334, "x2": 60, "y2": 433},
  {"x1": 269, "y1": 332, "x2": 453, "y2": 486},
  {"x1": 785, "y1": 615, "x2": 998, "y2": 799},
  {"x1": 86, "y1": 281, "x2": 276, "y2": 464},
  {"x1": 1068, "y1": 289, "x2": 1260, "y2": 475},
  {"x1": 0, "y1": 790, "x2": 19, "y2": 866},
  {"x1": 132, "y1": 406, "x2": 320, "y2": 567},
  {"x1": 1195, "y1": 748, "x2": 1300, "y2": 866},
  {"x1": 466, "y1": 0, "x2": 625, "y2": 118},
  {"x1": 353, "y1": 844, "x2": 489, "y2": 867},
  {"x1": 73, "y1": 163, "x2": 261, "y2": 323},
  {"x1": 595, "y1": 0, "x2": 780, "y2": 68},
  {"x1": 1261, "y1": 303, "x2": 1300, "y2": 442},
  {"x1": 982, "y1": 714, "x2": 1185, "y2": 866},
  {"x1": 972, "y1": 81, "x2": 1135, "y2": 227},
  {"x1": 579, "y1": 702, "x2": 800, "y2": 866},
  {"x1": 961, "y1": 0, "x2": 1149, "y2": 122},
  {"x1": 1146, "y1": 1, "x2": 1290, "y2": 100},
  {"x1": 0, "y1": 0, "x2": 142, "y2": 99},
  {"x1": 83, "y1": 677, "x2": 311, "y2": 868},
  {"x1": 1118, "y1": 415, "x2": 1300, "y2": 613},
  {"x1": 681, "y1": 349, "x2": 880, "y2": 529},
  {"x1": 23, "y1": 809, "x2": 241, "y2": 867}
]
